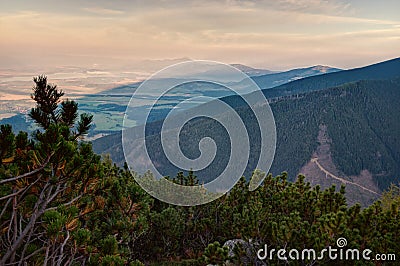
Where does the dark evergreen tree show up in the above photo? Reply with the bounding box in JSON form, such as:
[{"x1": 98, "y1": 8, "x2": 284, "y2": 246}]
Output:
[{"x1": 0, "y1": 76, "x2": 150, "y2": 265}]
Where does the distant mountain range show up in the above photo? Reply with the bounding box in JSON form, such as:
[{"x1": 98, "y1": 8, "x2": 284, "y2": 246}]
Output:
[
  {"x1": 1, "y1": 63, "x2": 341, "y2": 138},
  {"x1": 92, "y1": 57, "x2": 400, "y2": 206},
  {"x1": 230, "y1": 64, "x2": 277, "y2": 76},
  {"x1": 251, "y1": 65, "x2": 342, "y2": 89},
  {"x1": 77, "y1": 63, "x2": 341, "y2": 135}
]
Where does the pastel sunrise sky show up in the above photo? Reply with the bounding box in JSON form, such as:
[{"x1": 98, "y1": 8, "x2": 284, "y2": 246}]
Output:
[{"x1": 1, "y1": 0, "x2": 399, "y2": 70}]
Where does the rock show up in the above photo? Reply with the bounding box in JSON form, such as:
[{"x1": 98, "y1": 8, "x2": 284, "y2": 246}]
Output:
[{"x1": 223, "y1": 239, "x2": 266, "y2": 266}]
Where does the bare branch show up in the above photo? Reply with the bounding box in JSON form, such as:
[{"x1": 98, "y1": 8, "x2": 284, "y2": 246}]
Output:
[
  {"x1": 57, "y1": 230, "x2": 70, "y2": 266},
  {"x1": 0, "y1": 182, "x2": 51, "y2": 264},
  {"x1": 4, "y1": 247, "x2": 45, "y2": 266},
  {"x1": 0, "y1": 154, "x2": 52, "y2": 185},
  {"x1": 0, "y1": 197, "x2": 12, "y2": 220},
  {"x1": 0, "y1": 187, "x2": 26, "y2": 201},
  {"x1": 45, "y1": 194, "x2": 82, "y2": 212}
]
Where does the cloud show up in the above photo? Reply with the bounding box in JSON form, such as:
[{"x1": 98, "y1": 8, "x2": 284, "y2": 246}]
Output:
[
  {"x1": 214, "y1": 0, "x2": 352, "y2": 15},
  {"x1": 0, "y1": 0, "x2": 398, "y2": 70},
  {"x1": 82, "y1": 7, "x2": 125, "y2": 15},
  {"x1": 272, "y1": 0, "x2": 351, "y2": 14}
]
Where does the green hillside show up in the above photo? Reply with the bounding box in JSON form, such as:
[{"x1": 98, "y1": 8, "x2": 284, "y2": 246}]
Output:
[
  {"x1": 94, "y1": 78, "x2": 400, "y2": 196},
  {"x1": 262, "y1": 57, "x2": 400, "y2": 98},
  {"x1": 92, "y1": 57, "x2": 400, "y2": 158},
  {"x1": 270, "y1": 78, "x2": 400, "y2": 189}
]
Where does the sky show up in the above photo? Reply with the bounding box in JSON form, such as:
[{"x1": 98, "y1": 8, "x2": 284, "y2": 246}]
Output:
[{"x1": 0, "y1": 0, "x2": 399, "y2": 70}]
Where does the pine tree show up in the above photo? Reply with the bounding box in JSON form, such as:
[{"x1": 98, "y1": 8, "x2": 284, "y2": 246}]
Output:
[{"x1": 0, "y1": 76, "x2": 150, "y2": 265}]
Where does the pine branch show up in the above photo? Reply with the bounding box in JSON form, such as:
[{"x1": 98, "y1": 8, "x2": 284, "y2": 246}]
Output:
[{"x1": 0, "y1": 153, "x2": 53, "y2": 185}]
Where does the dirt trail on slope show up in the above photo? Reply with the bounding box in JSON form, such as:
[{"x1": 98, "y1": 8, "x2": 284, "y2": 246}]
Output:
[
  {"x1": 311, "y1": 158, "x2": 380, "y2": 195},
  {"x1": 299, "y1": 125, "x2": 381, "y2": 206}
]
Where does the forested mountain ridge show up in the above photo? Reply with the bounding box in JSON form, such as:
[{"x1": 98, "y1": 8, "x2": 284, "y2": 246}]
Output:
[
  {"x1": 92, "y1": 57, "x2": 400, "y2": 158},
  {"x1": 93, "y1": 76, "x2": 400, "y2": 206},
  {"x1": 269, "y1": 78, "x2": 400, "y2": 205},
  {"x1": 216, "y1": 57, "x2": 400, "y2": 111},
  {"x1": 260, "y1": 57, "x2": 400, "y2": 98}
]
